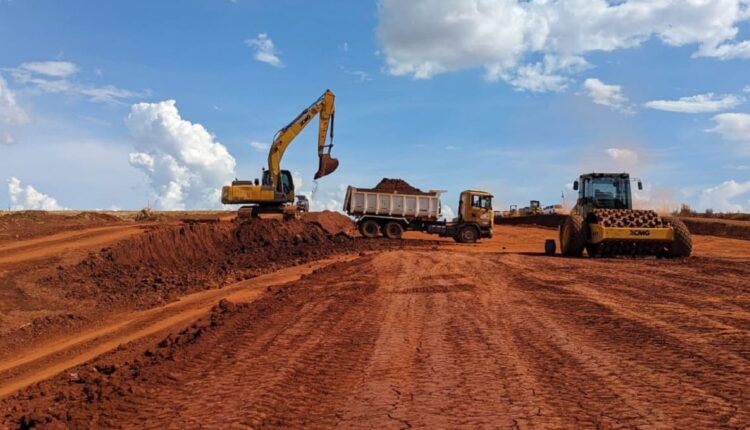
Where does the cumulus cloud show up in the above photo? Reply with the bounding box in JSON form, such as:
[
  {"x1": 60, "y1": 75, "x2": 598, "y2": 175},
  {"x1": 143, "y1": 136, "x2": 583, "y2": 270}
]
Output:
[
  {"x1": 698, "y1": 180, "x2": 750, "y2": 212},
  {"x1": 583, "y1": 79, "x2": 632, "y2": 113},
  {"x1": 745, "y1": 85, "x2": 750, "y2": 93},
  {"x1": 19, "y1": 61, "x2": 78, "y2": 77},
  {"x1": 709, "y1": 113, "x2": 750, "y2": 141},
  {"x1": 606, "y1": 148, "x2": 638, "y2": 165},
  {"x1": 7, "y1": 177, "x2": 65, "y2": 210},
  {"x1": 377, "y1": 0, "x2": 750, "y2": 90},
  {"x1": 125, "y1": 100, "x2": 237, "y2": 210},
  {"x1": 250, "y1": 141, "x2": 270, "y2": 152},
  {"x1": 0, "y1": 75, "x2": 30, "y2": 126},
  {"x1": 644, "y1": 93, "x2": 744, "y2": 113},
  {"x1": 245, "y1": 33, "x2": 283, "y2": 67}
]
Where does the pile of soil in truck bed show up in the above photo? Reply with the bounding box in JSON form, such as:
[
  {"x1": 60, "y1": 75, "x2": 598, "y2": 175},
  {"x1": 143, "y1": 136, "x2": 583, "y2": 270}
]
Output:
[{"x1": 360, "y1": 178, "x2": 435, "y2": 195}]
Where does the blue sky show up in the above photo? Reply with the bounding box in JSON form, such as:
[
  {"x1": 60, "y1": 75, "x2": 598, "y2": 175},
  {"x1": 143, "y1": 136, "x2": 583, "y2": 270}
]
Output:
[{"x1": 1, "y1": 0, "x2": 750, "y2": 214}]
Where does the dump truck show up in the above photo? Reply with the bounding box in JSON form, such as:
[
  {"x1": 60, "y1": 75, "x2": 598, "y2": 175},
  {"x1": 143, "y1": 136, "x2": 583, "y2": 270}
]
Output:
[
  {"x1": 556, "y1": 172, "x2": 691, "y2": 258},
  {"x1": 343, "y1": 187, "x2": 493, "y2": 243}
]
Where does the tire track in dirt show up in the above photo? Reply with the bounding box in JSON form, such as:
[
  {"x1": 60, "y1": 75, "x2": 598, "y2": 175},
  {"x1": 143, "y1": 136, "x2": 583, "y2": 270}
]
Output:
[
  {"x1": 0, "y1": 255, "x2": 356, "y2": 400},
  {"x1": 3, "y1": 248, "x2": 750, "y2": 428},
  {"x1": 0, "y1": 225, "x2": 149, "y2": 266}
]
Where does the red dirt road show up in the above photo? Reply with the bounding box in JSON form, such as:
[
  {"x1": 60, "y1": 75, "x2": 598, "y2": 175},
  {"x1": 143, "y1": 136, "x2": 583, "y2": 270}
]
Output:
[{"x1": 4, "y1": 227, "x2": 750, "y2": 429}]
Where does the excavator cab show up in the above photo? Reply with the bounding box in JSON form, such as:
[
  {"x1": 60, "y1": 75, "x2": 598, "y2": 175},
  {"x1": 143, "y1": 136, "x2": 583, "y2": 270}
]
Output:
[{"x1": 262, "y1": 170, "x2": 295, "y2": 200}]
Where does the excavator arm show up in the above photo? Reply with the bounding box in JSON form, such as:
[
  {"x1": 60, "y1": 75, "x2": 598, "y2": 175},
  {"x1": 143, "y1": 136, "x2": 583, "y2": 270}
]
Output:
[{"x1": 267, "y1": 89, "x2": 339, "y2": 191}]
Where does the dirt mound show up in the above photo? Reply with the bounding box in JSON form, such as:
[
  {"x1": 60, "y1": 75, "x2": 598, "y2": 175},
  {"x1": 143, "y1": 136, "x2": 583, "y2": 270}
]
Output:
[
  {"x1": 362, "y1": 178, "x2": 433, "y2": 195},
  {"x1": 69, "y1": 212, "x2": 121, "y2": 222},
  {"x1": 0, "y1": 211, "x2": 126, "y2": 244},
  {"x1": 46, "y1": 218, "x2": 410, "y2": 309},
  {"x1": 134, "y1": 207, "x2": 165, "y2": 222},
  {"x1": 681, "y1": 217, "x2": 750, "y2": 241},
  {"x1": 495, "y1": 214, "x2": 565, "y2": 229},
  {"x1": 301, "y1": 211, "x2": 355, "y2": 236}
]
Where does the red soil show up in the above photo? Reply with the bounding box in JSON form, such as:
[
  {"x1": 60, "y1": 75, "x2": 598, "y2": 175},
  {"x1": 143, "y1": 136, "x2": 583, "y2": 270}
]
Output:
[{"x1": 361, "y1": 178, "x2": 434, "y2": 195}]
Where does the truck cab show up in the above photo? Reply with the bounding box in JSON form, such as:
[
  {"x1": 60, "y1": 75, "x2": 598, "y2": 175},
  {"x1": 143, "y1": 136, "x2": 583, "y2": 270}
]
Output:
[
  {"x1": 458, "y1": 190, "x2": 494, "y2": 229},
  {"x1": 449, "y1": 190, "x2": 494, "y2": 242}
]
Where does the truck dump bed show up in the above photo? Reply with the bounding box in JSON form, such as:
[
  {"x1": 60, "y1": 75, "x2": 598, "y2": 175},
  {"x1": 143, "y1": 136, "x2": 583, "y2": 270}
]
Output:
[{"x1": 343, "y1": 186, "x2": 442, "y2": 221}]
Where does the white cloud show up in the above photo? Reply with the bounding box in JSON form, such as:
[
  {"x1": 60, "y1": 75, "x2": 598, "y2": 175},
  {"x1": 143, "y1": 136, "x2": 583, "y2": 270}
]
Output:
[
  {"x1": 745, "y1": 85, "x2": 750, "y2": 93},
  {"x1": 125, "y1": 100, "x2": 237, "y2": 210},
  {"x1": 644, "y1": 93, "x2": 744, "y2": 113},
  {"x1": 9, "y1": 60, "x2": 143, "y2": 105},
  {"x1": 442, "y1": 204, "x2": 455, "y2": 221},
  {"x1": 250, "y1": 141, "x2": 270, "y2": 152},
  {"x1": 351, "y1": 70, "x2": 372, "y2": 82},
  {"x1": 245, "y1": 33, "x2": 283, "y2": 67},
  {"x1": 709, "y1": 113, "x2": 750, "y2": 141},
  {"x1": 506, "y1": 62, "x2": 569, "y2": 92},
  {"x1": 19, "y1": 61, "x2": 78, "y2": 77},
  {"x1": 377, "y1": 0, "x2": 750, "y2": 90},
  {"x1": 7, "y1": 177, "x2": 65, "y2": 210},
  {"x1": 1, "y1": 132, "x2": 15, "y2": 146},
  {"x1": 0, "y1": 75, "x2": 30, "y2": 126},
  {"x1": 698, "y1": 180, "x2": 750, "y2": 212},
  {"x1": 583, "y1": 78, "x2": 631, "y2": 113},
  {"x1": 606, "y1": 148, "x2": 638, "y2": 165}
]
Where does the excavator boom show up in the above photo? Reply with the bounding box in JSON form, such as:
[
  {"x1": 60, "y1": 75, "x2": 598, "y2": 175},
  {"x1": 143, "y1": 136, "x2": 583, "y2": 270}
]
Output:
[{"x1": 268, "y1": 89, "x2": 338, "y2": 189}]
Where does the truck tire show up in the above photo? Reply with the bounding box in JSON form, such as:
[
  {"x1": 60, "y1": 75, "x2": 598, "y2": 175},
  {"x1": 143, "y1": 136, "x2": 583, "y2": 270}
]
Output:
[
  {"x1": 560, "y1": 215, "x2": 585, "y2": 257},
  {"x1": 544, "y1": 239, "x2": 556, "y2": 256},
  {"x1": 359, "y1": 219, "x2": 380, "y2": 238},
  {"x1": 383, "y1": 222, "x2": 404, "y2": 240},
  {"x1": 455, "y1": 226, "x2": 479, "y2": 243},
  {"x1": 663, "y1": 216, "x2": 692, "y2": 258}
]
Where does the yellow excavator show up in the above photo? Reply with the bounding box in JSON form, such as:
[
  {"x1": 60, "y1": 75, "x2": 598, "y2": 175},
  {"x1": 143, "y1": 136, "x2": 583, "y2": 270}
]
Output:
[{"x1": 221, "y1": 89, "x2": 339, "y2": 218}]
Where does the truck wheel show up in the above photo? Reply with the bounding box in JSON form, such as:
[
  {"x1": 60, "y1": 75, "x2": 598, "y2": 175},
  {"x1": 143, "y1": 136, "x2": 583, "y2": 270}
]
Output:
[
  {"x1": 456, "y1": 226, "x2": 478, "y2": 243},
  {"x1": 663, "y1": 216, "x2": 692, "y2": 258},
  {"x1": 560, "y1": 215, "x2": 585, "y2": 257},
  {"x1": 383, "y1": 222, "x2": 404, "y2": 240},
  {"x1": 544, "y1": 239, "x2": 556, "y2": 256},
  {"x1": 359, "y1": 220, "x2": 380, "y2": 238}
]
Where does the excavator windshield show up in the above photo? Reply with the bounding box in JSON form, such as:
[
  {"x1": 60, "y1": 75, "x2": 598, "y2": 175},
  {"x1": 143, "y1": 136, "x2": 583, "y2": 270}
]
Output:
[{"x1": 583, "y1": 176, "x2": 632, "y2": 209}]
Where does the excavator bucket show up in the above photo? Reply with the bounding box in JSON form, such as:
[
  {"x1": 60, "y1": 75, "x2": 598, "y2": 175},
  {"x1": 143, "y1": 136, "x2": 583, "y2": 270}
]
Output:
[{"x1": 314, "y1": 153, "x2": 339, "y2": 179}]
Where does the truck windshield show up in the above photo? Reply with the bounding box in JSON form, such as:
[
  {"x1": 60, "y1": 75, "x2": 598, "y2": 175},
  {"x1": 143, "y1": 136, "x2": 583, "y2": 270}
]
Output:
[
  {"x1": 472, "y1": 195, "x2": 492, "y2": 210},
  {"x1": 587, "y1": 177, "x2": 631, "y2": 209}
]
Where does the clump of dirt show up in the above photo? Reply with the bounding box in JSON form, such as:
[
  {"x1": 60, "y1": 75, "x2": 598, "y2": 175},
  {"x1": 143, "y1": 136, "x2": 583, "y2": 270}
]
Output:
[
  {"x1": 362, "y1": 178, "x2": 434, "y2": 195},
  {"x1": 301, "y1": 211, "x2": 355, "y2": 236},
  {"x1": 45, "y1": 214, "x2": 413, "y2": 309}
]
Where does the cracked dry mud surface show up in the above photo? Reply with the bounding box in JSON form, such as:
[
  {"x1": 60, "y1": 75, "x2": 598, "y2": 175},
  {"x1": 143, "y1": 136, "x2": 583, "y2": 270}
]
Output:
[{"x1": 5, "y1": 246, "x2": 750, "y2": 429}]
